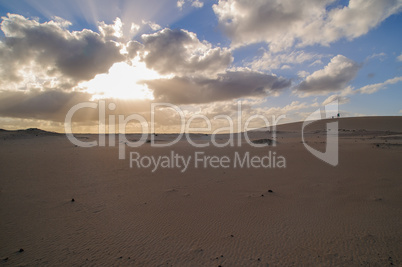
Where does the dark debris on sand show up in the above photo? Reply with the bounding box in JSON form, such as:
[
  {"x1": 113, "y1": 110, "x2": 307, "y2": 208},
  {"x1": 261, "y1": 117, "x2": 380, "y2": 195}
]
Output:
[{"x1": 251, "y1": 138, "x2": 275, "y2": 145}]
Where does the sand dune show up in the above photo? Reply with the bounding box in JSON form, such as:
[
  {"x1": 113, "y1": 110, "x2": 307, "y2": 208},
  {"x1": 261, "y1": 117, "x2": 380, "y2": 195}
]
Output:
[{"x1": 1, "y1": 116, "x2": 401, "y2": 266}]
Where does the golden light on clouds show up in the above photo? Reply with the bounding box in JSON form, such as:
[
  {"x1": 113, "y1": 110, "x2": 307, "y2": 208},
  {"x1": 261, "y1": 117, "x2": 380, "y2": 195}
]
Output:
[{"x1": 78, "y1": 59, "x2": 163, "y2": 100}]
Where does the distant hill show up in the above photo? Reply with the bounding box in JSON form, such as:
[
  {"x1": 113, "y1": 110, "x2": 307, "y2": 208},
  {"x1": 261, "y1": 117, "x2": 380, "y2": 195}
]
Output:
[
  {"x1": 18, "y1": 128, "x2": 60, "y2": 135},
  {"x1": 0, "y1": 128, "x2": 61, "y2": 138},
  {"x1": 258, "y1": 116, "x2": 402, "y2": 133},
  {"x1": 1, "y1": 116, "x2": 401, "y2": 137}
]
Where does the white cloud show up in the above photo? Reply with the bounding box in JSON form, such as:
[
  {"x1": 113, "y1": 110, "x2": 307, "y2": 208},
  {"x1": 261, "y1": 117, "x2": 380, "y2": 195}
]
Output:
[
  {"x1": 298, "y1": 71, "x2": 310, "y2": 78},
  {"x1": 296, "y1": 55, "x2": 360, "y2": 96},
  {"x1": 397, "y1": 53, "x2": 402, "y2": 62},
  {"x1": 357, "y1": 76, "x2": 402, "y2": 94},
  {"x1": 189, "y1": 99, "x2": 311, "y2": 129},
  {"x1": 51, "y1": 16, "x2": 72, "y2": 28},
  {"x1": 177, "y1": 0, "x2": 185, "y2": 9},
  {"x1": 177, "y1": 0, "x2": 204, "y2": 10},
  {"x1": 213, "y1": 0, "x2": 402, "y2": 51},
  {"x1": 264, "y1": 101, "x2": 309, "y2": 115},
  {"x1": 142, "y1": 20, "x2": 161, "y2": 31},
  {"x1": 130, "y1": 23, "x2": 140, "y2": 35},
  {"x1": 249, "y1": 50, "x2": 328, "y2": 71},
  {"x1": 191, "y1": 0, "x2": 204, "y2": 8},
  {"x1": 325, "y1": 0, "x2": 402, "y2": 41},
  {"x1": 367, "y1": 52, "x2": 386, "y2": 61},
  {"x1": 98, "y1": 17, "x2": 123, "y2": 41},
  {"x1": 141, "y1": 28, "x2": 233, "y2": 78},
  {"x1": 322, "y1": 94, "x2": 350, "y2": 106},
  {"x1": 331, "y1": 76, "x2": 402, "y2": 97},
  {"x1": 309, "y1": 59, "x2": 323, "y2": 66}
]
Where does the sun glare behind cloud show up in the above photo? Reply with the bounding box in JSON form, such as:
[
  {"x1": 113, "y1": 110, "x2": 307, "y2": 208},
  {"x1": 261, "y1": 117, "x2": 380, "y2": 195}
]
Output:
[{"x1": 78, "y1": 59, "x2": 161, "y2": 100}]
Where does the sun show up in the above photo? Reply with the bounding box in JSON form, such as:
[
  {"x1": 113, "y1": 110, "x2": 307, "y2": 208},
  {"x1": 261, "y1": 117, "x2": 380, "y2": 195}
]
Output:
[{"x1": 79, "y1": 58, "x2": 162, "y2": 100}]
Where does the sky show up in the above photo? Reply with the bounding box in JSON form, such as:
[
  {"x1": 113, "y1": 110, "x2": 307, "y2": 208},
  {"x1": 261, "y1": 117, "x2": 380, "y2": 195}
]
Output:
[{"x1": 0, "y1": 0, "x2": 401, "y2": 133}]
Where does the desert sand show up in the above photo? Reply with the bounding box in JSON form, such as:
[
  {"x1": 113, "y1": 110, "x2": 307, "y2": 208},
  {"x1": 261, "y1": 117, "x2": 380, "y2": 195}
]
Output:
[{"x1": 1, "y1": 116, "x2": 401, "y2": 266}]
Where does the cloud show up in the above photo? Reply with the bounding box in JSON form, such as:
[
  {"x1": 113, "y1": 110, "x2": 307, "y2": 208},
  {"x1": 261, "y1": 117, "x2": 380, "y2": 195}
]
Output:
[
  {"x1": 298, "y1": 71, "x2": 310, "y2": 78},
  {"x1": 0, "y1": 89, "x2": 93, "y2": 122},
  {"x1": 0, "y1": 14, "x2": 291, "y2": 129},
  {"x1": 151, "y1": 98, "x2": 312, "y2": 131},
  {"x1": 145, "y1": 70, "x2": 291, "y2": 104},
  {"x1": 259, "y1": 101, "x2": 309, "y2": 117},
  {"x1": 141, "y1": 20, "x2": 161, "y2": 31},
  {"x1": 0, "y1": 14, "x2": 124, "y2": 89},
  {"x1": 322, "y1": 94, "x2": 350, "y2": 106},
  {"x1": 397, "y1": 53, "x2": 402, "y2": 62},
  {"x1": 325, "y1": 0, "x2": 402, "y2": 40},
  {"x1": 0, "y1": 88, "x2": 164, "y2": 125},
  {"x1": 177, "y1": 0, "x2": 204, "y2": 10},
  {"x1": 213, "y1": 0, "x2": 326, "y2": 50},
  {"x1": 309, "y1": 60, "x2": 323, "y2": 67},
  {"x1": 188, "y1": 99, "x2": 308, "y2": 125},
  {"x1": 213, "y1": 0, "x2": 402, "y2": 51},
  {"x1": 328, "y1": 76, "x2": 402, "y2": 97},
  {"x1": 126, "y1": 40, "x2": 144, "y2": 59},
  {"x1": 357, "y1": 76, "x2": 402, "y2": 94},
  {"x1": 191, "y1": 0, "x2": 204, "y2": 8},
  {"x1": 130, "y1": 23, "x2": 140, "y2": 35},
  {"x1": 98, "y1": 17, "x2": 123, "y2": 41},
  {"x1": 366, "y1": 52, "x2": 386, "y2": 61},
  {"x1": 296, "y1": 55, "x2": 360, "y2": 96},
  {"x1": 177, "y1": 0, "x2": 185, "y2": 9},
  {"x1": 249, "y1": 50, "x2": 328, "y2": 71},
  {"x1": 141, "y1": 28, "x2": 232, "y2": 77}
]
